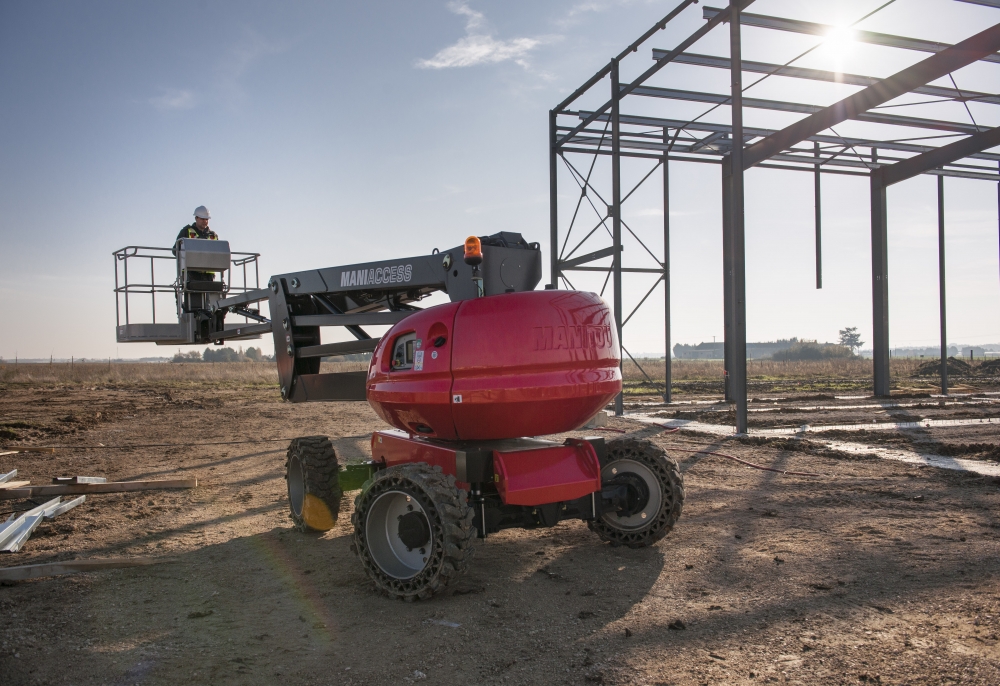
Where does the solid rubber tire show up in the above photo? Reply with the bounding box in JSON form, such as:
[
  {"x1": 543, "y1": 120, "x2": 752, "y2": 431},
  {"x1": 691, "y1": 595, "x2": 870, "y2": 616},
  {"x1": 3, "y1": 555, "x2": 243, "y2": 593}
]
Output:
[
  {"x1": 285, "y1": 436, "x2": 342, "y2": 532},
  {"x1": 588, "y1": 438, "x2": 684, "y2": 548},
  {"x1": 352, "y1": 463, "x2": 476, "y2": 601}
]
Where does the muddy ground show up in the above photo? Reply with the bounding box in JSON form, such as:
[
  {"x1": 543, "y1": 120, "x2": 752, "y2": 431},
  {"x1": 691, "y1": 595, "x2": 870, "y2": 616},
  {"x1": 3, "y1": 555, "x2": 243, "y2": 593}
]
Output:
[{"x1": 1, "y1": 385, "x2": 999, "y2": 685}]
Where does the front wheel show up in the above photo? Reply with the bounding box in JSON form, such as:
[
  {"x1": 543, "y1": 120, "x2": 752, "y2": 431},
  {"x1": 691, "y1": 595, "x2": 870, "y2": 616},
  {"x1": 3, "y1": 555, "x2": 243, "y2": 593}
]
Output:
[
  {"x1": 589, "y1": 438, "x2": 684, "y2": 548},
  {"x1": 352, "y1": 463, "x2": 476, "y2": 600}
]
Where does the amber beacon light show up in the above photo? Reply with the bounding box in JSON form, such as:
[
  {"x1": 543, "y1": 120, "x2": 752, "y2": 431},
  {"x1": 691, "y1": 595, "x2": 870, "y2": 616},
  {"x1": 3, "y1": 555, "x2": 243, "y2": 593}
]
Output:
[{"x1": 463, "y1": 236, "x2": 483, "y2": 266}]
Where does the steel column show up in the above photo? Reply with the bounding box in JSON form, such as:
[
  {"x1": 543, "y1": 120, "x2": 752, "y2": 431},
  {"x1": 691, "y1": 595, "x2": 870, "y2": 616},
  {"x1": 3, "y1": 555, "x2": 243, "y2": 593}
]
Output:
[
  {"x1": 729, "y1": 2, "x2": 749, "y2": 433},
  {"x1": 663, "y1": 131, "x2": 672, "y2": 403},
  {"x1": 938, "y1": 175, "x2": 948, "y2": 395},
  {"x1": 612, "y1": 59, "x2": 624, "y2": 416},
  {"x1": 815, "y1": 141, "x2": 822, "y2": 289},
  {"x1": 549, "y1": 110, "x2": 559, "y2": 288},
  {"x1": 722, "y1": 158, "x2": 734, "y2": 403},
  {"x1": 871, "y1": 165, "x2": 891, "y2": 397}
]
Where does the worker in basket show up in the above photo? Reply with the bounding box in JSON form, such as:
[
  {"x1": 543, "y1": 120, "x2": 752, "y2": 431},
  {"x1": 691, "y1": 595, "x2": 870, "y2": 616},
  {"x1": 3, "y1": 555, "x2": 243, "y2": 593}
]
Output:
[{"x1": 174, "y1": 205, "x2": 220, "y2": 311}]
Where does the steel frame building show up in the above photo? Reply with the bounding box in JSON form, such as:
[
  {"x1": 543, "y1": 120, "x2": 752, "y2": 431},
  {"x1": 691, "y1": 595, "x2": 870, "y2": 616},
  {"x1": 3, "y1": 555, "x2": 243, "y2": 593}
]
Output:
[{"x1": 548, "y1": 0, "x2": 1000, "y2": 432}]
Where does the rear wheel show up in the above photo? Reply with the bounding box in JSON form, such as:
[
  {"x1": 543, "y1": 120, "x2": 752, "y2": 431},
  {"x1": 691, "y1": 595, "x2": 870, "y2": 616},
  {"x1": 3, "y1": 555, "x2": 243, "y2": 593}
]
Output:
[
  {"x1": 589, "y1": 438, "x2": 684, "y2": 548},
  {"x1": 285, "y1": 436, "x2": 342, "y2": 532},
  {"x1": 352, "y1": 463, "x2": 475, "y2": 600}
]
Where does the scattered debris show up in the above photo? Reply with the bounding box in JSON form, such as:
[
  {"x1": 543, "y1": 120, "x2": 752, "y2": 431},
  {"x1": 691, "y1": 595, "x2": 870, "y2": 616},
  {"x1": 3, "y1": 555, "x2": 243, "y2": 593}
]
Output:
[
  {"x1": 0, "y1": 496, "x2": 85, "y2": 552},
  {"x1": 51, "y1": 476, "x2": 107, "y2": 484}
]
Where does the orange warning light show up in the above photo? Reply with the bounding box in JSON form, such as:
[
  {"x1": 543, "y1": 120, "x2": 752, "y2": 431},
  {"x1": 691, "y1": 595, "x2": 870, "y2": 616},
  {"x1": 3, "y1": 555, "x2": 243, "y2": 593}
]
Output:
[{"x1": 464, "y1": 235, "x2": 483, "y2": 266}]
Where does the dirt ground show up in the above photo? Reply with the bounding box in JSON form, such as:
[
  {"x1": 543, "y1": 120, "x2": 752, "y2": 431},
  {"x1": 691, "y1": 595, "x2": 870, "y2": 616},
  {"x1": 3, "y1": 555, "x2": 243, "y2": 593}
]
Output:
[{"x1": 1, "y1": 384, "x2": 999, "y2": 685}]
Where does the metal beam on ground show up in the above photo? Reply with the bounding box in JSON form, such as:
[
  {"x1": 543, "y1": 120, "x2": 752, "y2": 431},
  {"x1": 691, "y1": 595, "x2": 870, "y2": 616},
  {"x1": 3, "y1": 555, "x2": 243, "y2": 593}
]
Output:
[
  {"x1": 742, "y1": 22, "x2": 1000, "y2": 169},
  {"x1": 702, "y1": 6, "x2": 1000, "y2": 64},
  {"x1": 656, "y1": 52, "x2": 1000, "y2": 107}
]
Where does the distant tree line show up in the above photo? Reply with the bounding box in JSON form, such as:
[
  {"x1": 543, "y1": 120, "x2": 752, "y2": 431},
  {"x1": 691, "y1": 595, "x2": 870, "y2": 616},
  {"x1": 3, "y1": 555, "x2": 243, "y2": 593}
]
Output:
[{"x1": 171, "y1": 346, "x2": 272, "y2": 363}]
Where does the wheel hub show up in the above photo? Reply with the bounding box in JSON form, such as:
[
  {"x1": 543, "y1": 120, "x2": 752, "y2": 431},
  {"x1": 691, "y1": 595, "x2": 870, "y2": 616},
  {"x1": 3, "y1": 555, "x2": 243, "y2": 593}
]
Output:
[
  {"x1": 365, "y1": 491, "x2": 432, "y2": 579},
  {"x1": 397, "y1": 511, "x2": 431, "y2": 550},
  {"x1": 602, "y1": 471, "x2": 650, "y2": 517},
  {"x1": 600, "y1": 459, "x2": 662, "y2": 530}
]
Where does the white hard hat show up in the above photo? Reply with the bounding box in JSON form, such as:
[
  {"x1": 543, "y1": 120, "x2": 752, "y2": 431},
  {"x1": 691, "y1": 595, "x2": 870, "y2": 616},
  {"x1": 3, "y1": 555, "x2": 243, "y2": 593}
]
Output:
[{"x1": 193, "y1": 205, "x2": 211, "y2": 219}]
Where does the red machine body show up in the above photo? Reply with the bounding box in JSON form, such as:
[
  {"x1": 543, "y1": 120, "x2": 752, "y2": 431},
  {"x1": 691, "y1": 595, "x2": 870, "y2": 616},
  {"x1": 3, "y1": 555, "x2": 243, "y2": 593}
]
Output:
[
  {"x1": 372, "y1": 430, "x2": 602, "y2": 507},
  {"x1": 366, "y1": 290, "x2": 621, "y2": 441}
]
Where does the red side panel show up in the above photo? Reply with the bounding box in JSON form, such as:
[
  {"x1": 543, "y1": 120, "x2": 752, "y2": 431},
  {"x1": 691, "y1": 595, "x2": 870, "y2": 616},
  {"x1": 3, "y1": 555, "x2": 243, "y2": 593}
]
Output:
[
  {"x1": 493, "y1": 440, "x2": 601, "y2": 506},
  {"x1": 451, "y1": 291, "x2": 621, "y2": 440},
  {"x1": 366, "y1": 302, "x2": 461, "y2": 440},
  {"x1": 371, "y1": 431, "x2": 465, "y2": 487}
]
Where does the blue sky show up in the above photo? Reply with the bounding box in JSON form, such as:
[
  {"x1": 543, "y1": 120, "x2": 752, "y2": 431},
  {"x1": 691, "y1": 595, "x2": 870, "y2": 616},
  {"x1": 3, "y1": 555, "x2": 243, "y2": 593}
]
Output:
[{"x1": 1, "y1": 0, "x2": 998, "y2": 360}]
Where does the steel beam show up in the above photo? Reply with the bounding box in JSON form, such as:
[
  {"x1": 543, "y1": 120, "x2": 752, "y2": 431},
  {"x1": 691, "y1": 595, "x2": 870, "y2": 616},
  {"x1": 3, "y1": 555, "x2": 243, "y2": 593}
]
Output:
[
  {"x1": 938, "y1": 176, "x2": 949, "y2": 395},
  {"x1": 703, "y1": 6, "x2": 1000, "y2": 65},
  {"x1": 722, "y1": 158, "x2": 734, "y2": 403},
  {"x1": 871, "y1": 157, "x2": 891, "y2": 397},
  {"x1": 743, "y1": 22, "x2": 1000, "y2": 169},
  {"x1": 573, "y1": 112, "x2": 1000, "y2": 164},
  {"x1": 612, "y1": 59, "x2": 624, "y2": 416},
  {"x1": 554, "y1": 0, "x2": 697, "y2": 113},
  {"x1": 956, "y1": 0, "x2": 1000, "y2": 9},
  {"x1": 549, "y1": 110, "x2": 559, "y2": 288},
  {"x1": 558, "y1": 246, "x2": 620, "y2": 270},
  {"x1": 657, "y1": 52, "x2": 1000, "y2": 107},
  {"x1": 629, "y1": 85, "x2": 982, "y2": 135},
  {"x1": 881, "y1": 127, "x2": 1000, "y2": 186},
  {"x1": 663, "y1": 133, "x2": 672, "y2": 403},
  {"x1": 815, "y1": 142, "x2": 823, "y2": 289},
  {"x1": 297, "y1": 338, "x2": 380, "y2": 359},
  {"x1": 556, "y1": 0, "x2": 753, "y2": 148},
  {"x1": 728, "y1": 2, "x2": 749, "y2": 433}
]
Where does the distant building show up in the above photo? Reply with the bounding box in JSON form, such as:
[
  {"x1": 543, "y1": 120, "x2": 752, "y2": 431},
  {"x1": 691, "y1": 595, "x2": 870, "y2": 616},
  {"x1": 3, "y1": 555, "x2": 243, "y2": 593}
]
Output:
[{"x1": 673, "y1": 339, "x2": 801, "y2": 360}]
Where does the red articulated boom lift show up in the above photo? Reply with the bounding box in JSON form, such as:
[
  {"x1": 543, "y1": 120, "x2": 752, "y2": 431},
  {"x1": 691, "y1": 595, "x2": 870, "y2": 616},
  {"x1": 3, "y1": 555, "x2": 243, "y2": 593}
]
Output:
[{"x1": 113, "y1": 232, "x2": 684, "y2": 599}]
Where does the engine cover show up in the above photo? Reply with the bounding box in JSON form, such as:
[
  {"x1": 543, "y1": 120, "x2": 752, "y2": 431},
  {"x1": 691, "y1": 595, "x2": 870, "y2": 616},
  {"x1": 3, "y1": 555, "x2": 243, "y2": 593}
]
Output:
[{"x1": 366, "y1": 290, "x2": 621, "y2": 441}]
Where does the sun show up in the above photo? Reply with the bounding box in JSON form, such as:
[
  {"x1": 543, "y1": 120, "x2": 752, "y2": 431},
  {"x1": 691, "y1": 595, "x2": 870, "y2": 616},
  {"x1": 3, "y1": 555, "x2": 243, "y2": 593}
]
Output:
[{"x1": 821, "y1": 25, "x2": 857, "y2": 71}]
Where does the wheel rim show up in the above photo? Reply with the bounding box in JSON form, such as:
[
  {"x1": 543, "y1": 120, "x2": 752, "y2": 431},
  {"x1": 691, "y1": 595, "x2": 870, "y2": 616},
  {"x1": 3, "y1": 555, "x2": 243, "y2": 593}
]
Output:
[
  {"x1": 365, "y1": 490, "x2": 432, "y2": 580},
  {"x1": 600, "y1": 459, "x2": 662, "y2": 530},
  {"x1": 287, "y1": 454, "x2": 305, "y2": 518}
]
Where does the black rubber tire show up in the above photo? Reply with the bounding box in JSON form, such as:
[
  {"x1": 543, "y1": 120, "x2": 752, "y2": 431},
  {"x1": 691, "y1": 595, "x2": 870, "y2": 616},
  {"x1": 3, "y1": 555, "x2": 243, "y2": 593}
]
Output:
[
  {"x1": 351, "y1": 463, "x2": 476, "y2": 601},
  {"x1": 588, "y1": 438, "x2": 684, "y2": 548},
  {"x1": 285, "y1": 436, "x2": 342, "y2": 532}
]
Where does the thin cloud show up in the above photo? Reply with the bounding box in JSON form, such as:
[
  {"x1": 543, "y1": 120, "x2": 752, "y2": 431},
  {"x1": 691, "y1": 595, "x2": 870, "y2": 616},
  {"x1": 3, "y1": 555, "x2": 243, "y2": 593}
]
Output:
[
  {"x1": 417, "y1": 2, "x2": 541, "y2": 69},
  {"x1": 149, "y1": 88, "x2": 195, "y2": 111}
]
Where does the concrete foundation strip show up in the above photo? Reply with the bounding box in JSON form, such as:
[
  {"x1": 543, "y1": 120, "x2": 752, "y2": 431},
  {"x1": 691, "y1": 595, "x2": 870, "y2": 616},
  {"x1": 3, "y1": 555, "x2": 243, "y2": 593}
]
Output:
[
  {"x1": 0, "y1": 478, "x2": 198, "y2": 501},
  {"x1": 628, "y1": 414, "x2": 1000, "y2": 477},
  {"x1": 0, "y1": 557, "x2": 171, "y2": 582}
]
